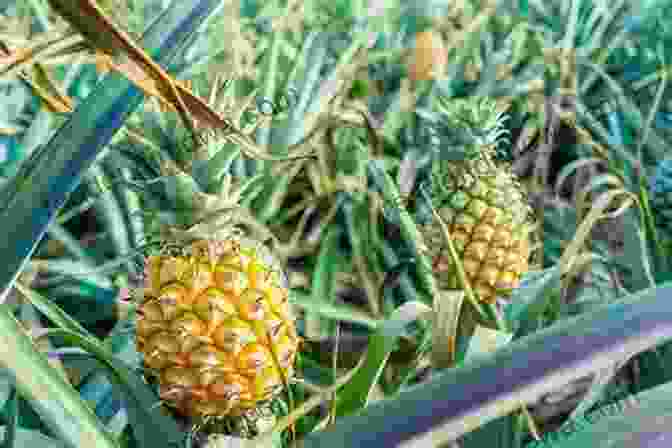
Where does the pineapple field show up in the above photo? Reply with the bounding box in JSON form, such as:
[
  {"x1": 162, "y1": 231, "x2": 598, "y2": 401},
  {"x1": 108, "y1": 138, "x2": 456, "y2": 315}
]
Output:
[{"x1": 1, "y1": 0, "x2": 672, "y2": 447}]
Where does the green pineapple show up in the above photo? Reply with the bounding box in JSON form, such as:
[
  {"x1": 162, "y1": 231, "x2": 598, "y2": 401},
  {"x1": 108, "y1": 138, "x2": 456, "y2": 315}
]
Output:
[{"x1": 419, "y1": 95, "x2": 535, "y2": 303}]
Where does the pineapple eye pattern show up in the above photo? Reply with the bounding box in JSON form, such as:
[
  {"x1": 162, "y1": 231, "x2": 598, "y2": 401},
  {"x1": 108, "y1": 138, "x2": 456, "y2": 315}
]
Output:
[{"x1": 137, "y1": 239, "x2": 298, "y2": 418}]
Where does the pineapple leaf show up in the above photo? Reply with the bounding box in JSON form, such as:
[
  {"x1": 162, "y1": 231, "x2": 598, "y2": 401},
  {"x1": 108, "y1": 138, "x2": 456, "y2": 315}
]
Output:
[
  {"x1": 0, "y1": 307, "x2": 119, "y2": 448},
  {"x1": 368, "y1": 161, "x2": 436, "y2": 301},
  {"x1": 71, "y1": 313, "x2": 140, "y2": 435},
  {"x1": 504, "y1": 267, "x2": 563, "y2": 337},
  {"x1": 563, "y1": 361, "x2": 625, "y2": 426},
  {"x1": 40, "y1": 328, "x2": 185, "y2": 448},
  {"x1": 191, "y1": 141, "x2": 241, "y2": 191},
  {"x1": 14, "y1": 282, "x2": 93, "y2": 340},
  {"x1": 460, "y1": 414, "x2": 521, "y2": 448},
  {"x1": 431, "y1": 290, "x2": 465, "y2": 369},
  {"x1": 276, "y1": 32, "x2": 328, "y2": 150},
  {"x1": 159, "y1": 171, "x2": 204, "y2": 211},
  {"x1": 0, "y1": 0, "x2": 223, "y2": 300},
  {"x1": 335, "y1": 300, "x2": 432, "y2": 417},
  {"x1": 533, "y1": 380, "x2": 672, "y2": 448},
  {"x1": 88, "y1": 162, "x2": 136, "y2": 272},
  {"x1": 630, "y1": 342, "x2": 672, "y2": 395},
  {"x1": 0, "y1": 426, "x2": 67, "y2": 448},
  {"x1": 344, "y1": 197, "x2": 381, "y2": 316},
  {"x1": 305, "y1": 226, "x2": 342, "y2": 340},
  {"x1": 3, "y1": 386, "x2": 17, "y2": 448},
  {"x1": 299, "y1": 282, "x2": 672, "y2": 447},
  {"x1": 464, "y1": 325, "x2": 514, "y2": 363},
  {"x1": 0, "y1": 4, "x2": 223, "y2": 448},
  {"x1": 289, "y1": 289, "x2": 379, "y2": 330}
]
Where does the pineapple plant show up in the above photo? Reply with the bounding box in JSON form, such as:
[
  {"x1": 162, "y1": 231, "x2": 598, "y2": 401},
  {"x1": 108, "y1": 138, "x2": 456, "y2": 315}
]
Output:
[
  {"x1": 119, "y1": 91, "x2": 301, "y2": 431},
  {"x1": 7, "y1": 1, "x2": 672, "y2": 448},
  {"x1": 418, "y1": 95, "x2": 535, "y2": 303}
]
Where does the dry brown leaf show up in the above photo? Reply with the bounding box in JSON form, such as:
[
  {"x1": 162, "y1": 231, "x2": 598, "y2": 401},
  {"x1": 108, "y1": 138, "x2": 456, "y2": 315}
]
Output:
[
  {"x1": 0, "y1": 47, "x2": 31, "y2": 71},
  {"x1": 44, "y1": 0, "x2": 313, "y2": 162},
  {"x1": 0, "y1": 33, "x2": 84, "y2": 80},
  {"x1": 0, "y1": 33, "x2": 74, "y2": 114},
  {"x1": 431, "y1": 290, "x2": 465, "y2": 369},
  {"x1": 47, "y1": 0, "x2": 206, "y2": 140}
]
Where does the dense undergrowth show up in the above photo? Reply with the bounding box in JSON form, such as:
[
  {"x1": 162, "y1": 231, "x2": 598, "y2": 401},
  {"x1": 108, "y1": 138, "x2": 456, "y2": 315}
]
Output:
[{"x1": 1, "y1": 0, "x2": 672, "y2": 447}]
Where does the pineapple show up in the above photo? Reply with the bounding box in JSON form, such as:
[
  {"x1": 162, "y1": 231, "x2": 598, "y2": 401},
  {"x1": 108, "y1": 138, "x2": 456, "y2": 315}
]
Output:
[
  {"x1": 137, "y1": 234, "x2": 299, "y2": 418},
  {"x1": 407, "y1": 28, "x2": 447, "y2": 82},
  {"x1": 122, "y1": 100, "x2": 300, "y2": 423},
  {"x1": 419, "y1": 96, "x2": 535, "y2": 303}
]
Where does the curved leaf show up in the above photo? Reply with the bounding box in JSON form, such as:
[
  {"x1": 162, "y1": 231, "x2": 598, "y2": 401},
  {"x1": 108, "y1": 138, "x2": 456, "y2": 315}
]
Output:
[
  {"x1": 0, "y1": 3, "x2": 224, "y2": 448},
  {"x1": 43, "y1": 328, "x2": 185, "y2": 448},
  {"x1": 297, "y1": 282, "x2": 672, "y2": 447},
  {"x1": 0, "y1": 0, "x2": 223, "y2": 300},
  {"x1": 0, "y1": 426, "x2": 67, "y2": 448},
  {"x1": 534, "y1": 380, "x2": 672, "y2": 448},
  {"x1": 335, "y1": 300, "x2": 432, "y2": 417}
]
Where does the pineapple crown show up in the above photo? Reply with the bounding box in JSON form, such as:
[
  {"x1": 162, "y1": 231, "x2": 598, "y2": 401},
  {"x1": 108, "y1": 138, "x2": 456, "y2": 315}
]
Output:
[
  {"x1": 428, "y1": 94, "x2": 511, "y2": 162},
  {"x1": 416, "y1": 94, "x2": 512, "y2": 207},
  {"x1": 112, "y1": 113, "x2": 272, "y2": 249},
  {"x1": 150, "y1": 143, "x2": 276, "y2": 249}
]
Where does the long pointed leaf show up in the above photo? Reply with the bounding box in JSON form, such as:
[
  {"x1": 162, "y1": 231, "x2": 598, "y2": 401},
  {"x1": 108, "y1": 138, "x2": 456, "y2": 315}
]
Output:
[
  {"x1": 536, "y1": 380, "x2": 672, "y2": 448},
  {"x1": 335, "y1": 301, "x2": 432, "y2": 417},
  {"x1": 0, "y1": 3, "x2": 224, "y2": 448},
  {"x1": 297, "y1": 282, "x2": 672, "y2": 447},
  {"x1": 0, "y1": 309, "x2": 118, "y2": 448},
  {"x1": 0, "y1": 1, "x2": 222, "y2": 300}
]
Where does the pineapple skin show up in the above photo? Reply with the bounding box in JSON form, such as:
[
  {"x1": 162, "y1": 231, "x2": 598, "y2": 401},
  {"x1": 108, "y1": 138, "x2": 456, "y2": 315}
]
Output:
[
  {"x1": 421, "y1": 158, "x2": 533, "y2": 303},
  {"x1": 136, "y1": 237, "x2": 299, "y2": 418}
]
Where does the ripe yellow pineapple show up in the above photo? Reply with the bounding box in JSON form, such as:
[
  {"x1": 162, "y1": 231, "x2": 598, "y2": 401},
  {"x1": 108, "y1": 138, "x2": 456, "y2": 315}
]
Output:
[
  {"x1": 419, "y1": 96, "x2": 534, "y2": 303},
  {"x1": 137, "y1": 236, "x2": 299, "y2": 418},
  {"x1": 126, "y1": 114, "x2": 300, "y2": 421}
]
